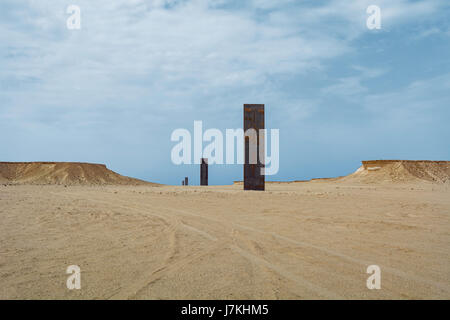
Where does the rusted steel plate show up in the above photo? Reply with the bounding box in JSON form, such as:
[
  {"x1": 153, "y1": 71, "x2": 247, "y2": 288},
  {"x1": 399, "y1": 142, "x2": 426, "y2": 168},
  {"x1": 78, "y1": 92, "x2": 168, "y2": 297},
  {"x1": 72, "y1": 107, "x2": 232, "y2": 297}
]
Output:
[
  {"x1": 243, "y1": 104, "x2": 265, "y2": 191},
  {"x1": 201, "y1": 158, "x2": 208, "y2": 186}
]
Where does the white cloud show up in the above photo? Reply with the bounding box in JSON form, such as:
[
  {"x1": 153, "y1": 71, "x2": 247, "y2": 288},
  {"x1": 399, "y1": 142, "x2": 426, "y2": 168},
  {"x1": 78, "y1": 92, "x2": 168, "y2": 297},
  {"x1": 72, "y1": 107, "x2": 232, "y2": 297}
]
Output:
[
  {"x1": 320, "y1": 65, "x2": 387, "y2": 101},
  {"x1": 0, "y1": 0, "x2": 349, "y2": 124},
  {"x1": 364, "y1": 73, "x2": 450, "y2": 127},
  {"x1": 0, "y1": 0, "x2": 447, "y2": 129}
]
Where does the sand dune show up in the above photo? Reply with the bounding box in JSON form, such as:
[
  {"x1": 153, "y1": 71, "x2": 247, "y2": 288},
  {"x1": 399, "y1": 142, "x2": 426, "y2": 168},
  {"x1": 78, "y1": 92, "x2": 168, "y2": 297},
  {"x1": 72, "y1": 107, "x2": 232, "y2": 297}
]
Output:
[{"x1": 0, "y1": 162, "x2": 156, "y2": 186}]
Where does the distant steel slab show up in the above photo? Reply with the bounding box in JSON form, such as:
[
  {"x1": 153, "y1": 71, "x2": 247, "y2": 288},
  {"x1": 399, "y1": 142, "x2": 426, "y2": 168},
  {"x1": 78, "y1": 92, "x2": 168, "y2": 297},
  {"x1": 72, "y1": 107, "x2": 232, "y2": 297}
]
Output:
[{"x1": 201, "y1": 158, "x2": 208, "y2": 186}]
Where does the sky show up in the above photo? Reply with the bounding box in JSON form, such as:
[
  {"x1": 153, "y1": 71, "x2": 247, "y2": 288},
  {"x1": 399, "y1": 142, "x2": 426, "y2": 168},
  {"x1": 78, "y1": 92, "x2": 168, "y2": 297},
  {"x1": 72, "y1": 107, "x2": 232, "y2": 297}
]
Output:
[{"x1": 1, "y1": 0, "x2": 449, "y2": 185}]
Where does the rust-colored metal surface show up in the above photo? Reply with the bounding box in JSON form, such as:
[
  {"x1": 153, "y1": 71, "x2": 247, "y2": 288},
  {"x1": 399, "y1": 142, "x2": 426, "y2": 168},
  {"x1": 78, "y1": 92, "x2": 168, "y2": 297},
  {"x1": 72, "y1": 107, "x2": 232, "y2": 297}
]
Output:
[
  {"x1": 243, "y1": 104, "x2": 265, "y2": 191},
  {"x1": 200, "y1": 158, "x2": 208, "y2": 186}
]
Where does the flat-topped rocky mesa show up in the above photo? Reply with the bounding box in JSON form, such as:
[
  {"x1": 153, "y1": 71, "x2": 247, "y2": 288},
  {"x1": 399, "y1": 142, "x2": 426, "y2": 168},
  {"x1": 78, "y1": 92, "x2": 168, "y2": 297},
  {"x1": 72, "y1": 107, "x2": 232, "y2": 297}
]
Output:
[
  {"x1": 0, "y1": 162, "x2": 156, "y2": 186},
  {"x1": 342, "y1": 160, "x2": 450, "y2": 184},
  {"x1": 233, "y1": 160, "x2": 450, "y2": 185}
]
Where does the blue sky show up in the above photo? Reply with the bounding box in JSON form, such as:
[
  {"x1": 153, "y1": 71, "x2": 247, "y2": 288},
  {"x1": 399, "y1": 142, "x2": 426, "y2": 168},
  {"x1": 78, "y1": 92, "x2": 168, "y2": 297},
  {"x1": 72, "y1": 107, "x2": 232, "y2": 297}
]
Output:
[{"x1": 1, "y1": 0, "x2": 449, "y2": 185}]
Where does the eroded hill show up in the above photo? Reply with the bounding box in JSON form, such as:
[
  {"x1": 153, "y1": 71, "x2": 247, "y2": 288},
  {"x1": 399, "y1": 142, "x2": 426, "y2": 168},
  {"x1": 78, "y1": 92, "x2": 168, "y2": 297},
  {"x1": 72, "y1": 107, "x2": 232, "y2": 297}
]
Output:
[
  {"x1": 341, "y1": 160, "x2": 450, "y2": 184},
  {"x1": 0, "y1": 162, "x2": 156, "y2": 186}
]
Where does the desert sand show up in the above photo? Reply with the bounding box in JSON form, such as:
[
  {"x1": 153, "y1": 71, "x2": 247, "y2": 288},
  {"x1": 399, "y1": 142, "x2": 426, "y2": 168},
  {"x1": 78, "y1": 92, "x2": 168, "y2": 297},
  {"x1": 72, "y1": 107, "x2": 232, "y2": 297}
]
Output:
[{"x1": 0, "y1": 161, "x2": 449, "y2": 299}]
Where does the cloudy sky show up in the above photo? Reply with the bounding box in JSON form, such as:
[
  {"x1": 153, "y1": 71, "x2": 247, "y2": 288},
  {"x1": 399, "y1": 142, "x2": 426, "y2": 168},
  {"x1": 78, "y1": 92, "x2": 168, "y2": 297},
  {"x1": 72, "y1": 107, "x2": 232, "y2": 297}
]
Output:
[{"x1": 1, "y1": 0, "x2": 449, "y2": 185}]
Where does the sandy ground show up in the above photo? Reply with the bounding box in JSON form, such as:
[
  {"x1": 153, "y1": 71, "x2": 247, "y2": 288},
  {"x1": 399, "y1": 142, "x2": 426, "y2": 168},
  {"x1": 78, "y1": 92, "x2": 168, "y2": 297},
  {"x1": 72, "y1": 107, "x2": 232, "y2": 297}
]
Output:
[{"x1": 0, "y1": 181, "x2": 449, "y2": 299}]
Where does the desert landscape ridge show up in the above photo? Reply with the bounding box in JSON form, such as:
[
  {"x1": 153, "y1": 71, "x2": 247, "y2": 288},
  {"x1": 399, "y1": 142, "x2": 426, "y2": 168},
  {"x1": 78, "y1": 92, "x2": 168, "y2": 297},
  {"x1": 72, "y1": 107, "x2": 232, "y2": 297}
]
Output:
[
  {"x1": 235, "y1": 160, "x2": 450, "y2": 185},
  {"x1": 0, "y1": 162, "x2": 155, "y2": 186},
  {"x1": 0, "y1": 159, "x2": 449, "y2": 299},
  {"x1": 2, "y1": 160, "x2": 449, "y2": 186},
  {"x1": 347, "y1": 160, "x2": 450, "y2": 184}
]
